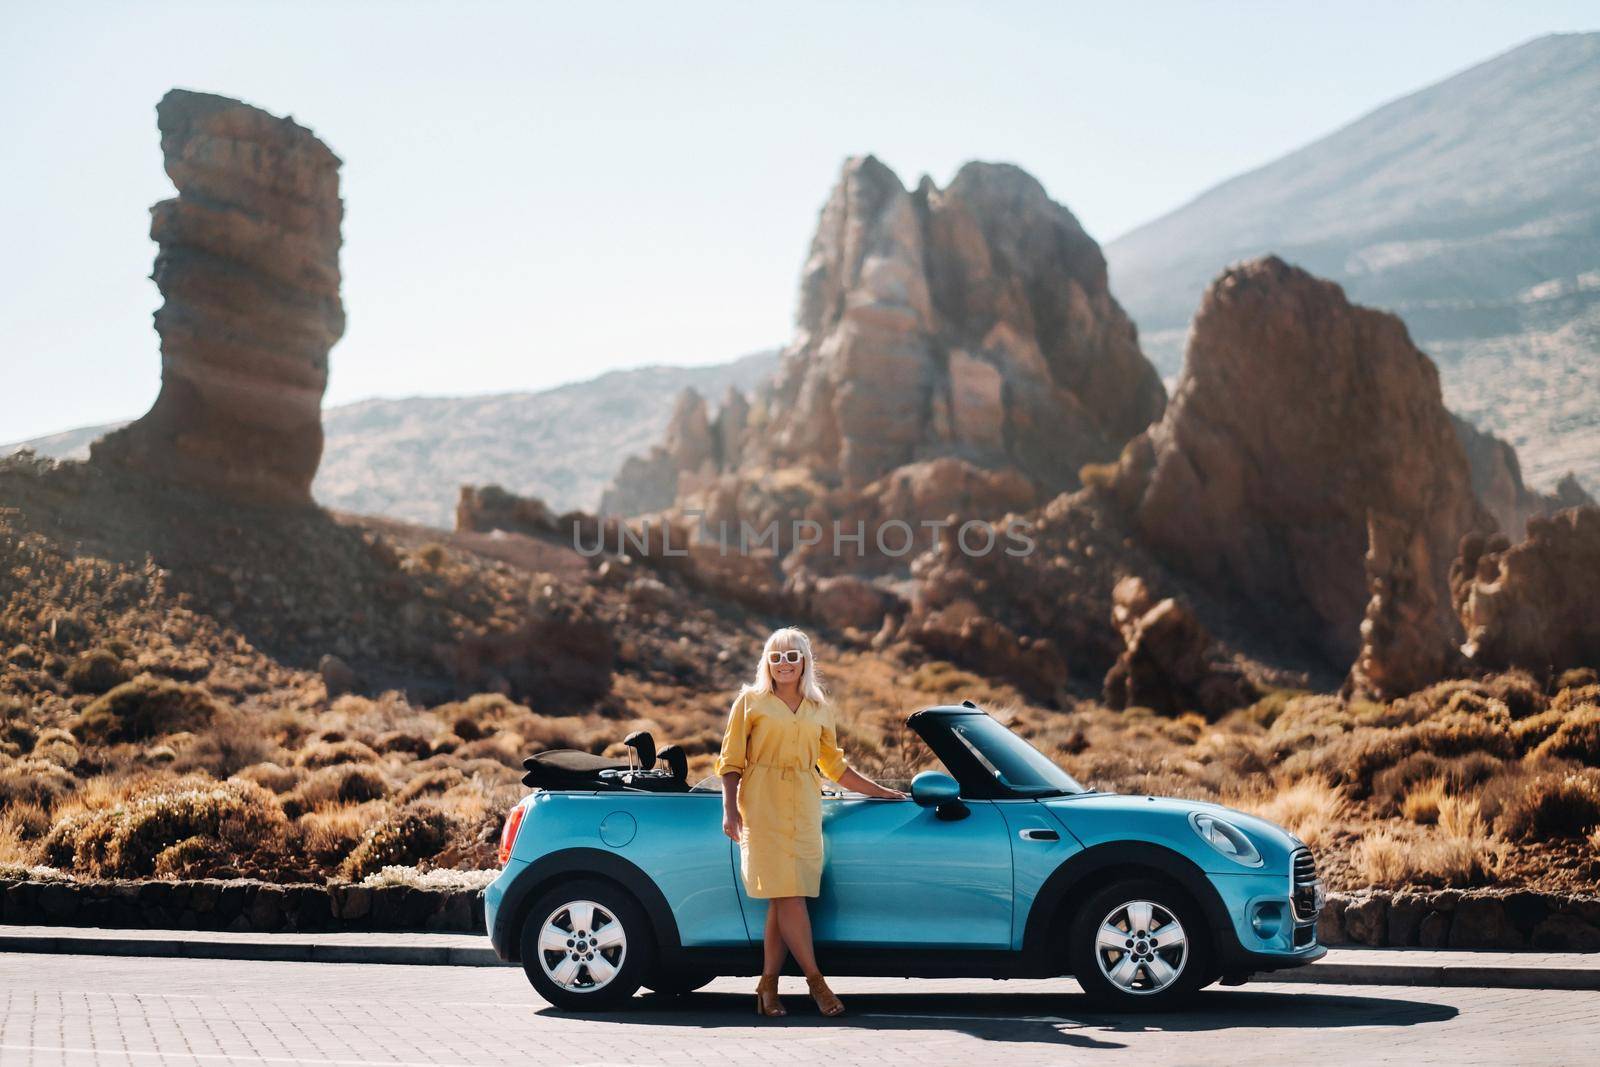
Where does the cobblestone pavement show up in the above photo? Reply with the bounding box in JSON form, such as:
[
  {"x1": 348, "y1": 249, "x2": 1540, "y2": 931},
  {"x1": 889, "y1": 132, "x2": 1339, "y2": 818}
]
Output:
[{"x1": 1, "y1": 953, "x2": 1595, "y2": 1067}]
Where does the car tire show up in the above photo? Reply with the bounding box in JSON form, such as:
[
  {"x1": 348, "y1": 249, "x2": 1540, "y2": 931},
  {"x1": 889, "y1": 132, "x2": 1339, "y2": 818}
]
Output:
[
  {"x1": 520, "y1": 878, "x2": 654, "y2": 1012},
  {"x1": 642, "y1": 968, "x2": 716, "y2": 996},
  {"x1": 1068, "y1": 877, "x2": 1212, "y2": 1011}
]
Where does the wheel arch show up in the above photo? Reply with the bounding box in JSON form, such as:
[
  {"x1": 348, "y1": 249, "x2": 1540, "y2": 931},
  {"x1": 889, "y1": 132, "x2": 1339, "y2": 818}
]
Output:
[
  {"x1": 497, "y1": 848, "x2": 681, "y2": 965},
  {"x1": 1022, "y1": 841, "x2": 1232, "y2": 965}
]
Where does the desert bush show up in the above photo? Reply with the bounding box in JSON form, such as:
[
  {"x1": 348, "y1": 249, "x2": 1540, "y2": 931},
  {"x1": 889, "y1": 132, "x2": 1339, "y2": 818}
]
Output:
[
  {"x1": 1532, "y1": 705, "x2": 1600, "y2": 765},
  {"x1": 396, "y1": 768, "x2": 466, "y2": 803},
  {"x1": 1496, "y1": 769, "x2": 1600, "y2": 840},
  {"x1": 64, "y1": 649, "x2": 131, "y2": 695},
  {"x1": 416, "y1": 543, "x2": 449, "y2": 570},
  {"x1": 1512, "y1": 709, "x2": 1567, "y2": 752},
  {"x1": 299, "y1": 801, "x2": 391, "y2": 868},
  {"x1": 234, "y1": 762, "x2": 302, "y2": 794},
  {"x1": 0, "y1": 800, "x2": 51, "y2": 841},
  {"x1": 0, "y1": 757, "x2": 77, "y2": 810},
  {"x1": 1552, "y1": 684, "x2": 1600, "y2": 714},
  {"x1": 372, "y1": 730, "x2": 431, "y2": 756},
  {"x1": 151, "y1": 835, "x2": 228, "y2": 879},
  {"x1": 32, "y1": 727, "x2": 79, "y2": 768},
  {"x1": 1352, "y1": 798, "x2": 1503, "y2": 887},
  {"x1": 284, "y1": 764, "x2": 391, "y2": 817},
  {"x1": 1, "y1": 715, "x2": 37, "y2": 755},
  {"x1": 295, "y1": 739, "x2": 381, "y2": 769},
  {"x1": 1555, "y1": 669, "x2": 1599, "y2": 691},
  {"x1": 42, "y1": 777, "x2": 287, "y2": 878},
  {"x1": 1401, "y1": 777, "x2": 1448, "y2": 825},
  {"x1": 74, "y1": 675, "x2": 219, "y2": 742},
  {"x1": 1352, "y1": 828, "x2": 1409, "y2": 884},
  {"x1": 1231, "y1": 776, "x2": 1349, "y2": 850},
  {"x1": 171, "y1": 711, "x2": 280, "y2": 777},
  {"x1": 340, "y1": 802, "x2": 453, "y2": 880}
]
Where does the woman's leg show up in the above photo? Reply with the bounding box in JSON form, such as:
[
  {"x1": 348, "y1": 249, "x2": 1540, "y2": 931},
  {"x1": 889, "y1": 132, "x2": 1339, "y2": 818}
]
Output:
[
  {"x1": 762, "y1": 902, "x2": 788, "y2": 977},
  {"x1": 771, "y1": 897, "x2": 820, "y2": 976}
]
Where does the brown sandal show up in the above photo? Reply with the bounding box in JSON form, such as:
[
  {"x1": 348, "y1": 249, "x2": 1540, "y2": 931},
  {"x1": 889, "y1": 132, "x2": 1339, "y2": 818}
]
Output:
[
  {"x1": 755, "y1": 975, "x2": 787, "y2": 1017},
  {"x1": 806, "y1": 973, "x2": 845, "y2": 1017}
]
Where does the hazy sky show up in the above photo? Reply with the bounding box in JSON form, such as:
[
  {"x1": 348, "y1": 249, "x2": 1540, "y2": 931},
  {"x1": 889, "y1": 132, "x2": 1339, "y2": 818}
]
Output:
[{"x1": 4, "y1": 1, "x2": 1596, "y2": 442}]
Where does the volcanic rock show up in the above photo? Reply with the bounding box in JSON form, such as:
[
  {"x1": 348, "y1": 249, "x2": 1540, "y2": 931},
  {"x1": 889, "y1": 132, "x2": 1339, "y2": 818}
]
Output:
[
  {"x1": 1101, "y1": 576, "x2": 1255, "y2": 717},
  {"x1": 1451, "y1": 414, "x2": 1590, "y2": 541},
  {"x1": 1345, "y1": 513, "x2": 1465, "y2": 701},
  {"x1": 91, "y1": 90, "x2": 344, "y2": 507},
  {"x1": 1110, "y1": 257, "x2": 1490, "y2": 670},
  {"x1": 754, "y1": 156, "x2": 1165, "y2": 491},
  {"x1": 1452, "y1": 506, "x2": 1600, "y2": 674},
  {"x1": 600, "y1": 389, "x2": 727, "y2": 517}
]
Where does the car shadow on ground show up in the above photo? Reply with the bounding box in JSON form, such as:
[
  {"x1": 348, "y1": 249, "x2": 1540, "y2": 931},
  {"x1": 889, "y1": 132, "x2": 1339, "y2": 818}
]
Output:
[{"x1": 540, "y1": 988, "x2": 1458, "y2": 1049}]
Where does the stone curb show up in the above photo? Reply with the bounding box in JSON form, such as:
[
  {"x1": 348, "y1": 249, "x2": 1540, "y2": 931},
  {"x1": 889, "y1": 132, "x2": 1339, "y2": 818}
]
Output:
[{"x1": 6, "y1": 929, "x2": 1599, "y2": 990}]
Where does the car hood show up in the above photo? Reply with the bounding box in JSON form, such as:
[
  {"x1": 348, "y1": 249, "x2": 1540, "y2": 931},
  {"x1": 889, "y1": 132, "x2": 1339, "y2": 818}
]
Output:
[{"x1": 1040, "y1": 792, "x2": 1304, "y2": 874}]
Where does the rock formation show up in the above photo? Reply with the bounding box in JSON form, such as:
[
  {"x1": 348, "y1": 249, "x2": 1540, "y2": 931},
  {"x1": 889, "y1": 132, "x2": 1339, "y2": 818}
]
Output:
[
  {"x1": 92, "y1": 90, "x2": 344, "y2": 507},
  {"x1": 1451, "y1": 414, "x2": 1593, "y2": 541},
  {"x1": 756, "y1": 156, "x2": 1165, "y2": 491},
  {"x1": 1110, "y1": 257, "x2": 1491, "y2": 672},
  {"x1": 600, "y1": 388, "x2": 736, "y2": 517},
  {"x1": 1452, "y1": 506, "x2": 1600, "y2": 674},
  {"x1": 1345, "y1": 513, "x2": 1465, "y2": 701},
  {"x1": 1102, "y1": 576, "x2": 1256, "y2": 717},
  {"x1": 600, "y1": 156, "x2": 1167, "y2": 529}
]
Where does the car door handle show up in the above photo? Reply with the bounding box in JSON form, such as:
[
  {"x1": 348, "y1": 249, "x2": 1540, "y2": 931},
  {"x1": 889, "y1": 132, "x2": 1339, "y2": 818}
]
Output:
[{"x1": 1018, "y1": 828, "x2": 1059, "y2": 841}]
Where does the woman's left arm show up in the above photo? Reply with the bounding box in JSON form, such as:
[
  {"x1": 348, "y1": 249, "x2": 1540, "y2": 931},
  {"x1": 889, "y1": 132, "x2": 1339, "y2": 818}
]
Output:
[{"x1": 836, "y1": 766, "x2": 906, "y2": 800}]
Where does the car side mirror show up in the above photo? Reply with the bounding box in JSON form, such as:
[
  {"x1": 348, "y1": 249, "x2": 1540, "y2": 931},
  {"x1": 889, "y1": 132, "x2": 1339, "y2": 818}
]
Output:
[{"x1": 911, "y1": 771, "x2": 960, "y2": 806}]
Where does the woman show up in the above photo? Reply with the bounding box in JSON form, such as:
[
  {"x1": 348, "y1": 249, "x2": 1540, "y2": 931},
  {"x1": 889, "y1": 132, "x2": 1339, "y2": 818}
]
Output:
[{"x1": 715, "y1": 627, "x2": 904, "y2": 1018}]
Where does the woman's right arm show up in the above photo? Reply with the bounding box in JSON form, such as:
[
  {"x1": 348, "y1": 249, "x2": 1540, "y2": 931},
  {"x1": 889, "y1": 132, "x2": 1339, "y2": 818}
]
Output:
[{"x1": 714, "y1": 693, "x2": 749, "y2": 842}]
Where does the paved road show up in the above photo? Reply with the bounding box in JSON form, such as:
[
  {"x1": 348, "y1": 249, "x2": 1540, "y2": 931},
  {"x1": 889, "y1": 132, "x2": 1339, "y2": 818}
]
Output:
[{"x1": 1, "y1": 953, "x2": 1595, "y2": 1067}]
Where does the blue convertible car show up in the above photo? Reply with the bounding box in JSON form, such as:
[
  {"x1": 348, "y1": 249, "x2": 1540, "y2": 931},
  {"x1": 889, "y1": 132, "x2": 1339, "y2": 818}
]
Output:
[{"x1": 486, "y1": 702, "x2": 1326, "y2": 1011}]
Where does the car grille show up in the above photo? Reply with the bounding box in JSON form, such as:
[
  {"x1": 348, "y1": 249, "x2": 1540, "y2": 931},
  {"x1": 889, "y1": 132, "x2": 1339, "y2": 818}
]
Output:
[{"x1": 1290, "y1": 848, "x2": 1320, "y2": 922}]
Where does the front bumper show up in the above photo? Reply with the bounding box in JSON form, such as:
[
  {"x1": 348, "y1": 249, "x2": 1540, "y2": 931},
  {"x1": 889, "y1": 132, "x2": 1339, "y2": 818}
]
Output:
[{"x1": 1206, "y1": 869, "x2": 1327, "y2": 974}]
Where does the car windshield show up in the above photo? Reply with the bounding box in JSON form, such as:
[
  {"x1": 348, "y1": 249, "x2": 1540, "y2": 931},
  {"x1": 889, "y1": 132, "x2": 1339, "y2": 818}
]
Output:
[{"x1": 948, "y1": 714, "x2": 1087, "y2": 795}]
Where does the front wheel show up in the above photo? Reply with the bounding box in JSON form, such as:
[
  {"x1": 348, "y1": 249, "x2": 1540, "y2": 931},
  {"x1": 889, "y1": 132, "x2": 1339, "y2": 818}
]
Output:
[
  {"x1": 1067, "y1": 877, "x2": 1212, "y2": 1010},
  {"x1": 520, "y1": 879, "x2": 653, "y2": 1011}
]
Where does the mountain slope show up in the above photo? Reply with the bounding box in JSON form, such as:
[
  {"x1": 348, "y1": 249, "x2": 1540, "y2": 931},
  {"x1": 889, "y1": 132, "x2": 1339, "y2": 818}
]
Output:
[
  {"x1": 1106, "y1": 32, "x2": 1600, "y2": 492},
  {"x1": 5, "y1": 351, "x2": 780, "y2": 526}
]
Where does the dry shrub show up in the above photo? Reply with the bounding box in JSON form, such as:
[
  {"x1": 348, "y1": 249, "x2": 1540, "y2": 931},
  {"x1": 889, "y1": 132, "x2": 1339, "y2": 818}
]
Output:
[
  {"x1": 454, "y1": 733, "x2": 524, "y2": 768},
  {"x1": 373, "y1": 730, "x2": 431, "y2": 757},
  {"x1": 151, "y1": 835, "x2": 228, "y2": 879},
  {"x1": 1496, "y1": 769, "x2": 1600, "y2": 840},
  {"x1": 295, "y1": 739, "x2": 381, "y2": 769},
  {"x1": 1353, "y1": 800, "x2": 1504, "y2": 887},
  {"x1": 1352, "y1": 828, "x2": 1410, "y2": 884},
  {"x1": 1231, "y1": 777, "x2": 1349, "y2": 850},
  {"x1": 396, "y1": 768, "x2": 466, "y2": 803},
  {"x1": 1, "y1": 716, "x2": 37, "y2": 754},
  {"x1": 1552, "y1": 684, "x2": 1600, "y2": 714},
  {"x1": 300, "y1": 800, "x2": 390, "y2": 868},
  {"x1": 1513, "y1": 710, "x2": 1567, "y2": 752},
  {"x1": 172, "y1": 711, "x2": 281, "y2": 777},
  {"x1": 1, "y1": 800, "x2": 51, "y2": 841},
  {"x1": 1532, "y1": 705, "x2": 1600, "y2": 765},
  {"x1": 74, "y1": 675, "x2": 219, "y2": 742},
  {"x1": 43, "y1": 777, "x2": 287, "y2": 878},
  {"x1": 64, "y1": 649, "x2": 131, "y2": 694},
  {"x1": 416, "y1": 543, "x2": 448, "y2": 570},
  {"x1": 1402, "y1": 778, "x2": 1448, "y2": 824},
  {"x1": 32, "y1": 727, "x2": 80, "y2": 768},
  {"x1": 0, "y1": 757, "x2": 77, "y2": 810},
  {"x1": 340, "y1": 802, "x2": 454, "y2": 880},
  {"x1": 235, "y1": 762, "x2": 301, "y2": 794},
  {"x1": 285, "y1": 764, "x2": 391, "y2": 817}
]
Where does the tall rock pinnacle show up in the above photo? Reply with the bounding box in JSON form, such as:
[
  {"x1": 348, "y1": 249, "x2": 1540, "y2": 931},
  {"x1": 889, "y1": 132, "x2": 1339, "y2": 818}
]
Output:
[{"x1": 92, "y1": 89, "x2": 345, "y2": 506}]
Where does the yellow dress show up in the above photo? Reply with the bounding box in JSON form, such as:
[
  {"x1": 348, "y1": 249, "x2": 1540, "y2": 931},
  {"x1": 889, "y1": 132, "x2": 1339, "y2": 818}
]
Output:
[{"x1": 713, "y1": 689, "x2": 849, "y2": 898}]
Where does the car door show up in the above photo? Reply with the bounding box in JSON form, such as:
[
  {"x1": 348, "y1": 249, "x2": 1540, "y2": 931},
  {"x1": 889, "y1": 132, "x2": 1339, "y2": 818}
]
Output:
[{"x1": 733, "y1": 794, "x2": 1013, "y2": 948}]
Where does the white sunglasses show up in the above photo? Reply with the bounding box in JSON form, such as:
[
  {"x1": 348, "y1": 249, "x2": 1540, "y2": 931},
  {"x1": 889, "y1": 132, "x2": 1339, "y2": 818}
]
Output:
[{"x1": 766, "y1": 650, "x2": 804, "y2": 665}]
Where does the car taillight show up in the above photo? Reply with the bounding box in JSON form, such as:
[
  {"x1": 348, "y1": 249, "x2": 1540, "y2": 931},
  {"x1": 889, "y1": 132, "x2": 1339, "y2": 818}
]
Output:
[{"x1": 498, "y1": 803, "x2": 527, "y2": 866}]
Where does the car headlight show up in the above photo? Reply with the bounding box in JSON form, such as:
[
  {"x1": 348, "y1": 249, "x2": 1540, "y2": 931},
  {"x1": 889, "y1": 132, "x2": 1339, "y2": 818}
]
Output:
[{"x1": 1189, "y1": 812, "x2": 1264, "y2": 867}]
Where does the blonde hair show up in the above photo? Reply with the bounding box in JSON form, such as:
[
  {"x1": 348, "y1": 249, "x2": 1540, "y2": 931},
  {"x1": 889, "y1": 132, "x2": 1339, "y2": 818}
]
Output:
[{"x1": 743, "y1": 626, "x2": 827, "y2": 704}]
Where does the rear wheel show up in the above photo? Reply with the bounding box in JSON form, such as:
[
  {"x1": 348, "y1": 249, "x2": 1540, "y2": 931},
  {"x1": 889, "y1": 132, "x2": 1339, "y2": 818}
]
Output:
[
  {"x1": 520, "y1": 879, "x2": 653, "y2": 1011},
  {"x1": 1068, "y1": 877, "x2": 1212, "y2": 1010}
]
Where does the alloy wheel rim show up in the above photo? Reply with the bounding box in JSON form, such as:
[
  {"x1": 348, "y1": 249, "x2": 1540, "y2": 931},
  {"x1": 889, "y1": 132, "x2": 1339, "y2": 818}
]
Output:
[
  {"x1": 1093, "y1": 899, "x2": 1187, "y2": 995},
  {"x1": 537, "y1": 899, "x2": 626, "y2": 992}
]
